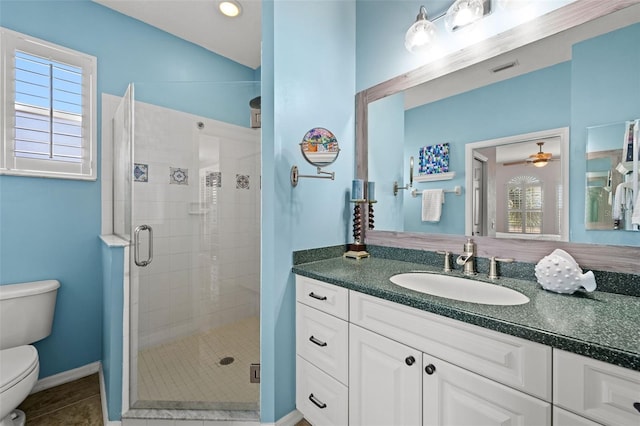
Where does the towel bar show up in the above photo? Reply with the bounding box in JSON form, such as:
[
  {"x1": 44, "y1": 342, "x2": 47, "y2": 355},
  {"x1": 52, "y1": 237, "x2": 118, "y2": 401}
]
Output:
[{"x1": 411, "y1": 186, "x2": 462, "y2": 197}]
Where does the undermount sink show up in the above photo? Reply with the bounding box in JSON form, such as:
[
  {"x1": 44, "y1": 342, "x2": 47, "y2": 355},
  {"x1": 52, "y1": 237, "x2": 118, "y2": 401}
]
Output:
[{"x1": 389, "y1": 272, "x2": 530, "y2": 306}]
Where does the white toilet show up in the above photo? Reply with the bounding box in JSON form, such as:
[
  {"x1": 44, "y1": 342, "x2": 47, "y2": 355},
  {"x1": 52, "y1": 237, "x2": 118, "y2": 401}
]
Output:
[{"x1": 0, "y1": 280, "x2": 60, "y2": 426}]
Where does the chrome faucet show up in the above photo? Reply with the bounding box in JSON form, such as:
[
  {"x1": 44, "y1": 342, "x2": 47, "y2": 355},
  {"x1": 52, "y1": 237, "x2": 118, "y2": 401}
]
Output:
[{"x1": 456, "y1": 238, "x2": 476, "y2": 275}]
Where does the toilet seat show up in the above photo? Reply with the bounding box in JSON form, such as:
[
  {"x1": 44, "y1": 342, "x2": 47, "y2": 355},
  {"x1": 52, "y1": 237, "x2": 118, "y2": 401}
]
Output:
[{"x1": 0, "y1": 346, "x2": 38, "y2": 394}]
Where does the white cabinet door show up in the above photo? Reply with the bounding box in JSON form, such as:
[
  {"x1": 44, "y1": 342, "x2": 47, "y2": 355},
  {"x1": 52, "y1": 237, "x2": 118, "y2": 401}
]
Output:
[
  {"x1": 349, "y1": 323, "x2": 422, "y2": 426},
  {"x1": 423, "y1": 355, "x2": 551, "y2": 426}
]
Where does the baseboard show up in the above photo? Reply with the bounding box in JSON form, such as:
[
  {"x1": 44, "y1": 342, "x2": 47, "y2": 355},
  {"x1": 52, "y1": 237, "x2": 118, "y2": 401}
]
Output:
[
  {"x1": 270, "y1": 409, "x2": 303, "y2": 426},
  {"x1": 31, "y1": 361, "x2": 101, "y2": 393},
  {"x1": 99, "y1": 365, "x2": 122, "y2": 426}
]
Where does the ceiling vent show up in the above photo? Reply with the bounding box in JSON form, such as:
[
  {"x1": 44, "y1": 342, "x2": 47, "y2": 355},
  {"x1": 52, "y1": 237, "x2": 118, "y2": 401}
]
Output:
[{"x1": 490, "y1": 60, "x2": 519, "y2": 73}]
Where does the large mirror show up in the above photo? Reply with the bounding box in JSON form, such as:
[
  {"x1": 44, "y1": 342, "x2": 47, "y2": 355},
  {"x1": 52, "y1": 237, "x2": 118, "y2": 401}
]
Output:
[{"x1": 361, "y1": 2, "x2": 640, "y2": 243}]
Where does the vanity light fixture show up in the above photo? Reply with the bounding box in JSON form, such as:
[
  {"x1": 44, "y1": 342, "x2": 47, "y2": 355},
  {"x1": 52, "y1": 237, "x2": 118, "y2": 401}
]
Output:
[
  {"x1": 405, "y1": 0, "x2": 492, "y2": 54},
  {"x1": 405, "y1": 6, "x2": 437, "y2": 53},
  {"x1": 218, "y1": 0, "x2": 242, "y2": 17}
]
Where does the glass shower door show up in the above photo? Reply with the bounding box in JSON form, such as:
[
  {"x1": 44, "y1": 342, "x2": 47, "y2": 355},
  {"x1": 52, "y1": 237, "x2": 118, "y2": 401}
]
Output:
[{"x1": 123, "y1": 81, "x2": 261, "y2": 412}]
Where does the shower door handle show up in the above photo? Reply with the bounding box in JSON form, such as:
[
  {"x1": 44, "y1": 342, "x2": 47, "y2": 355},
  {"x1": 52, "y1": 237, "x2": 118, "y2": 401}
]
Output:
[{"x1": 134, "y1": 224, "x2": 153, "y2": 267}]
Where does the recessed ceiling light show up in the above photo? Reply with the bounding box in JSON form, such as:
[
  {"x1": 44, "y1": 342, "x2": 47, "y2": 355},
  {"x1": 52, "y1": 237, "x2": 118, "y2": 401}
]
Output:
[{"x1": 219, "y1": 0, "x2": 242, "y2": 18}]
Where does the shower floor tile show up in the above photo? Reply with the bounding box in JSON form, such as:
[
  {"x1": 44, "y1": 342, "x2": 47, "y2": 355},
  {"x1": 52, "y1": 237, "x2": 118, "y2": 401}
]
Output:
[{"x1": 136, "y1": 316, "x2": 259, "y2": 411}]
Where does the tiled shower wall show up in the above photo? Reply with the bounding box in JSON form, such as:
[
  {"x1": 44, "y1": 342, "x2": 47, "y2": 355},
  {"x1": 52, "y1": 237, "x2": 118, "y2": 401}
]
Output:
[{"x1": 132, "y1": 101, "x2": 260, "y2": 349}]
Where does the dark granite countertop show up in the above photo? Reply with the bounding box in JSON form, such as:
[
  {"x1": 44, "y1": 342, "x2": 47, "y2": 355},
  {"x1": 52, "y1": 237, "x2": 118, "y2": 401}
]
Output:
[{"x1": 292, "y1": 256, "x2": 640, "y2": 371}]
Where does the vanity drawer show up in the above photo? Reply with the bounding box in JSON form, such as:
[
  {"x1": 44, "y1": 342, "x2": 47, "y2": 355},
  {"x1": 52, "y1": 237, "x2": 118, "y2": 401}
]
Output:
[
  {"x1": 296, "y1": 355, "x2": 348, "y2": 426},
  {"x1": 554, "y1": 349, "x2": 640, "y2": 426},
  {"x1": 296, "y1": 302, "x2": 348, "y2": 385},
  {"x1": 553, "y1": 407, "x2": 602, "y2": 426},
  {"x1": 296, "y1": 275, "x2": 349, "y2": 320},
  {"x1": 350, "y1": 291, "x2": 551, "y2": 401}
]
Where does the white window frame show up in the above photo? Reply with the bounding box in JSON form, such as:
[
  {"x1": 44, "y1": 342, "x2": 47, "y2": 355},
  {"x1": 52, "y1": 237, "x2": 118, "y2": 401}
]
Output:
[{"x1": 1, "y1": 27, "x2": 97, "y2": 180}]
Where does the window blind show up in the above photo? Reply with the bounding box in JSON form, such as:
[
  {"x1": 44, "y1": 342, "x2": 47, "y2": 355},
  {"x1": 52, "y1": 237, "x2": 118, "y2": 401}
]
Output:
[{"x1": 14, "y1": 51, "x2": 83, "y2": 163}]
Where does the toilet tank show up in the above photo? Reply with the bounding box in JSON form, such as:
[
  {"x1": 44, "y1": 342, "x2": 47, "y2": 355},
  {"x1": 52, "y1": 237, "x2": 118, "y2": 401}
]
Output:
[{"x1": 0, "y1": 280, "x2": 60, "y2": 350}]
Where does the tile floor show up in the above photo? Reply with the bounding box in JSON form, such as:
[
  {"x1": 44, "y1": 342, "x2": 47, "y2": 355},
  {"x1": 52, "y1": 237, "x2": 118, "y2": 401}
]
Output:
[
  {"x1": 136, "y1": 316, "x2": 260, "y2": 411},
  {"x1": 17, "y1": 367, "x2": 306, "y2": 425},
  {"x1": 18, "y1": 373, "x2": 103, "y2": 425}
]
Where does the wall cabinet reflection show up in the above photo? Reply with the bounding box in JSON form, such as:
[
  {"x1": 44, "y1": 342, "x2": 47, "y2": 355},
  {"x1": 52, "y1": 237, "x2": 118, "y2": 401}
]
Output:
[{"x1": 586, "y1": 121, "x2": 639, "y2": 232}]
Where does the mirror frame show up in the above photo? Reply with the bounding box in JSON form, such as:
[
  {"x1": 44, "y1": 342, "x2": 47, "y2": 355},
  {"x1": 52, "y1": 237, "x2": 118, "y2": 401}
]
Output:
[{"x1": 355, "y1": 1, "x2": 640, "y2": 273}]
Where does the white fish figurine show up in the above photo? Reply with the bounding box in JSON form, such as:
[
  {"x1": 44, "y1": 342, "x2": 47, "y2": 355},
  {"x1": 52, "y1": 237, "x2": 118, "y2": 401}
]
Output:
[{"x1": 534, "y1": 249, "x2": 597, "y2": 294}]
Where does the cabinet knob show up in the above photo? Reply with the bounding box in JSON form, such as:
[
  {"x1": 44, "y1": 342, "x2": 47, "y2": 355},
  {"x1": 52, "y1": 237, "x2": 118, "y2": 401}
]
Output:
[
  {"x1": 425, "y1": 364, "x2": 436, "y2": 375},
  {"x1": 405, "y1": 356, "x2": 416, "y2": 366}
]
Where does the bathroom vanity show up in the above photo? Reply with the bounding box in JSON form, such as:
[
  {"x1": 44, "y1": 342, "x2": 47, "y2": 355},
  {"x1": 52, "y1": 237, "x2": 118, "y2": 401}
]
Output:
[{"x1": 293, "y1": 257, "x2": 640, "y2": 426}]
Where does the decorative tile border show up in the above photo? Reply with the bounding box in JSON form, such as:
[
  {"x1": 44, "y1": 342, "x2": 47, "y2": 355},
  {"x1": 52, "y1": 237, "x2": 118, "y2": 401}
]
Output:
[
  {"x1": 206, "y1": 171, "x2": 222, "y2": 188},
  {"x1": 170, "y1": 167, "x2": 188, "y2": 185},
  {"x1": 133, "y1": 163, "x2": 148, "y2": 182},
  {"x1": 236, "y1": 174, "x2": 250, "y2": 190}
]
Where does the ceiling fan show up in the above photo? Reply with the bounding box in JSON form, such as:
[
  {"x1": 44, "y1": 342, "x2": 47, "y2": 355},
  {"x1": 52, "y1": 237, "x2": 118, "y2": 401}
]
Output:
[{"x1": 503, "y1": 141, "x2": 554, "y2": 168}]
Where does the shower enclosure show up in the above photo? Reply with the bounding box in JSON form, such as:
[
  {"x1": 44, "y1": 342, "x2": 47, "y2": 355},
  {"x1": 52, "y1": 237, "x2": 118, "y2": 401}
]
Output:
[{"x1": 112, "y1": 81, "x2": 261, "y2": 414}]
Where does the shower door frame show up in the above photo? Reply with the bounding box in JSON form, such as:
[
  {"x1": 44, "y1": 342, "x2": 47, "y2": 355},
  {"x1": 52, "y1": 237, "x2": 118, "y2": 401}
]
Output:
[{"x1": 123, "y1": 89, "x2": 262, "y2": 413}]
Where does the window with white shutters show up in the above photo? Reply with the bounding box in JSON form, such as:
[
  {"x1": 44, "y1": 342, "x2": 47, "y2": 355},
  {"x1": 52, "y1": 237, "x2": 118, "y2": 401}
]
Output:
[
  {"x1": 507, "y1": 175, "x2": 543, "y2": 234},
  {"x1": 1, "y1": 27, "x2": 97, "y2": 180}
]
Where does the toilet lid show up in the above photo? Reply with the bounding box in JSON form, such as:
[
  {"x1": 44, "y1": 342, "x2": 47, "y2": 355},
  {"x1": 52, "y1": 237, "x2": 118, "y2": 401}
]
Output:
[{"x1": 0, "y1": 345, "x2": 38, "y2": 393}]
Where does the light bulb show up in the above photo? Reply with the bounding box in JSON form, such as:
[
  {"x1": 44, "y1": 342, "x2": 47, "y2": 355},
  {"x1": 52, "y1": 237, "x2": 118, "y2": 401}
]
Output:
[
  {"x1": 405, "y1": 7, "x2": 437, "y2": 54},
  {"x1": 219, "y1": 1, "x2": 242, "y2": 17},
  {"x1": 498, "y1": 0, "x2": 529, "y2": 10},
  {"x1": 445, "y1": 0, "x2": 484, "y2": 32}
]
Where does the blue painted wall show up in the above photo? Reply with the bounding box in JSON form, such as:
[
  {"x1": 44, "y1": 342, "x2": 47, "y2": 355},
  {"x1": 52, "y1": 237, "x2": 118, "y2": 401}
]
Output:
[
  {"x1": 261, "y1": 0, "x2": 356, "y2": 421},
  {"x1": 368, "y1": 93, "x2": 405, "y2": 231},
  {"x1": 402, "y1": 62, "x2": 571, "y2": 234},
  {"x1": 0, "y1": 175, "x2": 102, "y2": 377},
  {"x1": 0, "y1": 0, "x2": 256, "y2": 381},
  {"x1": 101, "y1": 242, "x2": 124, "y2": 421}
]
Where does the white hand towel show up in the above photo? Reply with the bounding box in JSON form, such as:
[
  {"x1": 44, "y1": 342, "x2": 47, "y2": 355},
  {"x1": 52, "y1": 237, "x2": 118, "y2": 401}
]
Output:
[
  {"x1": 422, "y1": 189, "x2": 444, "y2": 222},
  {"x1": 612, "y1": 183, "x2": 626, "y2": 220}
]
